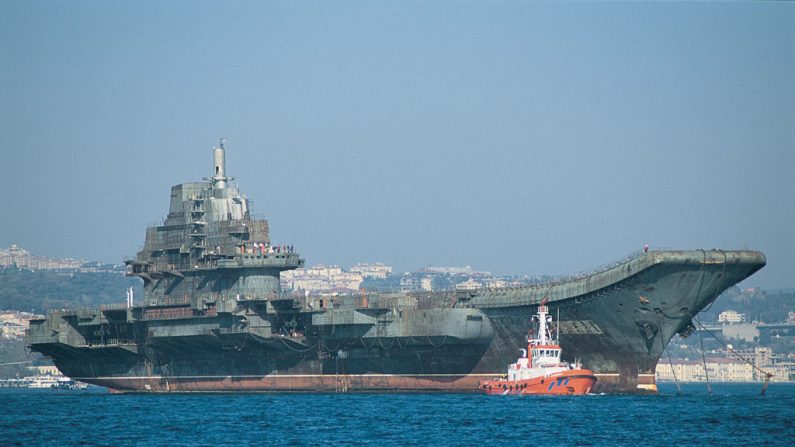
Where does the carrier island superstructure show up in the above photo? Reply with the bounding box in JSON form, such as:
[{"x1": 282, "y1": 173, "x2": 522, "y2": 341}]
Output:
[{"x1": 27, "y1": 141, "x2": 766, "y2": 393}]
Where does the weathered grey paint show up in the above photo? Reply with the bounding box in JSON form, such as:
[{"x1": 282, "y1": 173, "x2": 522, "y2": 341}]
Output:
[{"x1": 26, "y1": 143, "x2": 766, "y2": 393}]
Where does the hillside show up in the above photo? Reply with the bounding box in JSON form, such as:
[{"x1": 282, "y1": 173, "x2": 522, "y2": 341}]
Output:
[
  {"x1": 0, "y1": 266, "x2": 143, "y2": 314},
  {"x1": 700, "y1": 287, "x2": 794, "y2": 324}
]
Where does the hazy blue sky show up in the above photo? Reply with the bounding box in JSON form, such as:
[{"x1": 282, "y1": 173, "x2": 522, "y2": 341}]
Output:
[{"x1": 1, "y1": 1, "x2": 793, "y2": 288}]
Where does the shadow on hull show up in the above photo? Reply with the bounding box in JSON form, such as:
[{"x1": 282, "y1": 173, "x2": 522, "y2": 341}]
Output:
[{"x1": 29, "y1": 249, "x2": 765, "y2": 394}]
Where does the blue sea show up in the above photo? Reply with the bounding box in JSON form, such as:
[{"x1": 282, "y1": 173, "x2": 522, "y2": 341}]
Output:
[{"x1": 2, "y1": 383, "x2": 794, "y2": 446}]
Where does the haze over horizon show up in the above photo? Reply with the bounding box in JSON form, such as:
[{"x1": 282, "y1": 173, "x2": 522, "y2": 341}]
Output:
[{"x1": 1, "y1": 2, "x2": 793, "y2": 289}]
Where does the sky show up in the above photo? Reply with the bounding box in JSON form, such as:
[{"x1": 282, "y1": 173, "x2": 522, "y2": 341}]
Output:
[{"x1": 1, "y1": 1, "x2": 793, "y2": 289}]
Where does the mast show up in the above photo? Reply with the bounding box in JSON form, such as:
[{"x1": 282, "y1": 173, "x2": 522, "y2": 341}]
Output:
[
  {"x1": 538, "y1": 301, "x2": 549, "y2": 345},
  {"x1": 212, "y1": 138, "x2": 228, "y2": 189}
]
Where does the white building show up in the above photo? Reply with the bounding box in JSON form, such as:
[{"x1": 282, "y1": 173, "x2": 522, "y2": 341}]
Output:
[
  {"x1": 657, "y1": 347, "x2": 792, "y2": 383},
  {"x1": 721, "y1": 323, "x2": 759, "y2": 342},
  {"x1": 1, "y1": 311, "x2": 43, "y2": 339},
  {"x1": 400, "y1": 274, "x2": 419, "y2": 292},
  {"x1": 718, "y1": 310, "x2": 746, "y2": 324},
  {"x1": 281, "y1": 265, "x2": 363, "y2": 294},
  {"x1": 656, "y1": 358, "x2": 754, "y2": 382},
  {"x1": 424, "y1": 266, "x2": 474, "y2": 275},
  {"x1": 455, "y1": 278, "x2": 483, "y2": 291},
  {"x1": 350, "y1": 263, "x2": 393, "y2": 279},
  {"x1": 486, "y1": 279, "x2": 508, "y2": 289},
  {"x1": 0, "y1": 245, "x2": 85, "y2": 270}
]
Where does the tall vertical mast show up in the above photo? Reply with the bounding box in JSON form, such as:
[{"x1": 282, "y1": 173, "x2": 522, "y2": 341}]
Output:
[
  {"x1": 538, "y1": 303, "x2": 549, "y2": 345},
  {"x1": 212, "y1": 138, "x2": 228, "y2": 189}
]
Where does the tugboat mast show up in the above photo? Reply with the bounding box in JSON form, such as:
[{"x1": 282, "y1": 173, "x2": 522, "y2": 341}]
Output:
[{"x1": 533, "y1": 299, "x2": 552, "y2": 346}]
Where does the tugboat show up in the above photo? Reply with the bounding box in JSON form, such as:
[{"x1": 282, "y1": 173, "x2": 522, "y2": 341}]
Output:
[{"x1": 480, "y1": 299, "x2": 597, "y2": 395}]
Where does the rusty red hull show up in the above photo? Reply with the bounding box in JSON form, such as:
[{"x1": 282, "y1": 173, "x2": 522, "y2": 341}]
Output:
[
  {"x1": 88, "y1": 372, "x2": 644, "y2": 393},
  {"x1": 95, "y1": 374, "x2": 497, "y2": 393}
]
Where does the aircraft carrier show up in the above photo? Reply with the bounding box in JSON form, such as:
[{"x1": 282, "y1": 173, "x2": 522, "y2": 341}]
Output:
[{"x1": 27, "y1": 141, "x2": 766, "y2": 393}]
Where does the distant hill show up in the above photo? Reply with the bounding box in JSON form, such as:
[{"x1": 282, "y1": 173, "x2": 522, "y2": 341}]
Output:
[
  {"x1": 696, "y1": 287, "x2": 794, "y2": 324},
  {"x1": 0, "y1": 266, "x2": 143, "y2": 313},
  {"x1": 0, "y1": 337, "x2": 37, "y2": 378}
]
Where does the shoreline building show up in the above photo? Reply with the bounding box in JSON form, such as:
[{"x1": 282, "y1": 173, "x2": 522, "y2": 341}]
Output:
[
  {"x1": 455, "y1": 278, "x2": 484, "y2": 291},
  {"x1": 1, "y1": 311, "x2": 44, "y2": 339},
  {"x1": 718, "y1": 310, "x2": 747, "y2": 324},
  {"x1": 656, "y1": 347, "x2": 793, "y2": 382},
  {"x1": 656, "y1": 358, "x2": 754, "y2": 382},
  {"x1": 0, "y1": 245, "x2": 123, "y2": 273},
  {"x1": 281, "y1": 265, "x2": 364, "y2": 294},
  {"x1": 0, "y1": 245, "x2": 85, "y2": 270},
  {"x1": 350, "y1": 263, "x2": 392, "y2": 279}
]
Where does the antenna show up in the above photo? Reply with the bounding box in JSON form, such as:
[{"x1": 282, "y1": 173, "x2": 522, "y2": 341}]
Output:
[
  {"x1": 211, "y1": 138, "x2": 228, "y2": 189},
  {"x1": 557, "y1": 307, "x2": 560, "y2": 342}
]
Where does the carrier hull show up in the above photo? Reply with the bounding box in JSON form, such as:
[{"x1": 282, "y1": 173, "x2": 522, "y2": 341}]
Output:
[
  {"x1": 25, "y1": 142, "x2": 766, "y2": 394},
  {"x1": 29, "y1": 249, "x2": 765, "y2": 394}
]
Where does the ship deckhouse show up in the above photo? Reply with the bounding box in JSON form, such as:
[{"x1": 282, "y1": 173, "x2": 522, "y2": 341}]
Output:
[{"x1": 125, "y1": 140, "x2": 303, "y2": 307}]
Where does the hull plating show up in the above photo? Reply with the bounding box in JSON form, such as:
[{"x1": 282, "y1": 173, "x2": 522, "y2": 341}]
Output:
[{"x1": 30, "y1": 250, "x2": 765, "y2": 394}]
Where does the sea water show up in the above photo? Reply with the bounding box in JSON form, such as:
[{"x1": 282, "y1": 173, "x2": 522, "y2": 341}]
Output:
[{"x1": 2, "y1": 383, "x2": 793, "y2": 446}]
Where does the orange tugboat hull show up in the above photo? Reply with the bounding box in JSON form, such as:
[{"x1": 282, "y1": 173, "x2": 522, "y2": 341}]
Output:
[{"x1": 479, "y1": 369, "x2": 597, "y2": 395}]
